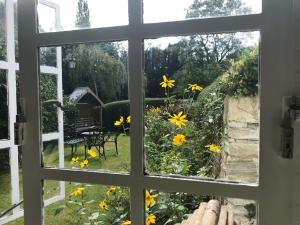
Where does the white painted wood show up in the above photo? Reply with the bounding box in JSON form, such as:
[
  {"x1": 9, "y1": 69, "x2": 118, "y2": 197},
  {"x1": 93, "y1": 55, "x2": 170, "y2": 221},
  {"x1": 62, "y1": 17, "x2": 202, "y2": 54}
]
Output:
[
  {"x1": 0, "y1": 140, "x2": 10, "y2": 149},
  {"x1": 40, "y1": 65, "x2": 59, "y2": 75},
  {"x1": 42, "y1": 132, "x2": 60, "y2": 142},
  {"x1": 6, "y1": 0, "x2": 20, "y2": 218}
]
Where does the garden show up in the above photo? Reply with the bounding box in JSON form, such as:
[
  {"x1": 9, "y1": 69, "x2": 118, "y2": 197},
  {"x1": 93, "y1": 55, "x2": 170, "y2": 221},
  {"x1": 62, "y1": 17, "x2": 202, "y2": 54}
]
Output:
[{"x1": 0, "y1": 0, "x2": 260, "y2": 224}]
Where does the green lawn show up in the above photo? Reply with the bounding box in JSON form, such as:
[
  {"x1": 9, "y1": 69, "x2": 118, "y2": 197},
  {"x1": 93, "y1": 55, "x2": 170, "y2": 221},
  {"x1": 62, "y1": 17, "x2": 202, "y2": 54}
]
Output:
[{"x1": 1, "y1": 135, "x2": 130, "y2": 225}]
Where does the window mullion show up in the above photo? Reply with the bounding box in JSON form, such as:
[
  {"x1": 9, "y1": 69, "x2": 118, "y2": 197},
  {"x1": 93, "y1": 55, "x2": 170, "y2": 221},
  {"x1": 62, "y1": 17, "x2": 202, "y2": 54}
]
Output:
[
  {"x1": 18, "y1": 0, "x2": 43, "y2": 224},
  {"x1": 128, "y1": 0, "x2": 144, "y2": 224}
]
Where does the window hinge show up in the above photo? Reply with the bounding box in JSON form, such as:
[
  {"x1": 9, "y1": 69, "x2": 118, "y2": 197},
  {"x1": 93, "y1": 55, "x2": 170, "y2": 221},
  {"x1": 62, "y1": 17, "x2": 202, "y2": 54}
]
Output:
[
  {"x1": 14, "y1": 113, "x2": 26, "y2": 146},
  {"x1": 281, "y1": 96, "x2": 300, "y2": 158}
]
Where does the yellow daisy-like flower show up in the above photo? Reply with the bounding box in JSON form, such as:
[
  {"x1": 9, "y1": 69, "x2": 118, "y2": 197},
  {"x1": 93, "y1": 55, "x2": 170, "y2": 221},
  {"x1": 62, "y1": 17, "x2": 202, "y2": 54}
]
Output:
[
  {"x1": 168, "y1": 111, "x2": 188, "y2": 128},
  {"x1": 121, "y1": 220, "x2": 132, "y2": 225},
  {"x1": 160, "y1": 75, "x2": 175, "y2": 89},
  {"x1": 87, "y1": 149, "x2": 97, "y2": 158},
  {"x1": 172, "y1": 134, "x2": 186, "y2": 146},
  {"x1": 205, "y1": 144, "x2": 221, "y2": 153},
  {"x1": 188, "y1": 83, "x2": 203, "y2": 92},
  {"x1": 70, "y1": 157, "x2": 79, "y2": 165},
  {"x1": 106, "y1": 186, "x2": 117, "y2": 196},
  {"x1": 99, "y1": 200, "x2": 109, "y2": 210},
  {"x1": 146, "y1": 214, "x2": 156, "y2": 225},
  {"x1": 80, "y1": 159, "x2": 89, "y2": 168},
  {"x1": 145, "y1": 190, "x2": 158, "y2": 208},
  {"x1": 127, "y1": 116, "x2": 131, "y2": 124},
  {"x1": 70, "y1": 187, "x2": 85, "y2": 197},
  {"x1": 114, "y1": 116, "x2": 124, "y2": 126}
]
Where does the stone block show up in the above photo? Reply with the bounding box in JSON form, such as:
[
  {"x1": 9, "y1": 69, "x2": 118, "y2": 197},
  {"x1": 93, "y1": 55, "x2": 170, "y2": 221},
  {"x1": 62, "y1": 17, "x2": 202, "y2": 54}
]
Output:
[{"x1": 224, "y1": 97, "x2": 259, "y2": 124}]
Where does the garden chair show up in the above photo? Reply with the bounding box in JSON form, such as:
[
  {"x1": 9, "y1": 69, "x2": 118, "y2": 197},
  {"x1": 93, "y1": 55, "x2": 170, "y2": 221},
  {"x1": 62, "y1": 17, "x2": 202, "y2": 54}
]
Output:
[
  {"x1": 102, "y1": 131, "x2": 121, "y2": 156},
  {"x1": 81, "y1": 127, "x2": 105, "y2": 160},
  {"x1": 64, "y1": 124, "x2": 84, "y2": 159},
  {"x1": 175, "y1": 200, "x2": 240, "y2": 225}
]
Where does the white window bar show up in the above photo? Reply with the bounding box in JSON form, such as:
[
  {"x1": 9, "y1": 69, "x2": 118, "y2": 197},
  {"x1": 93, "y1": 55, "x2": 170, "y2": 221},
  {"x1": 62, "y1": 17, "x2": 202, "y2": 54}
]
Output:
[{"x1": 17, "y1": 0, "x2": 298, "y2": 225}]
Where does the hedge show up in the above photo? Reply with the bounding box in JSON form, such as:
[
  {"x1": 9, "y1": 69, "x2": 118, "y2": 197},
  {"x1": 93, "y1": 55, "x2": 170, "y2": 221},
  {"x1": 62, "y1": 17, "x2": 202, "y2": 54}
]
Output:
[{"x1": 102, "y1": 98, "x2": 165, "y2": 131}]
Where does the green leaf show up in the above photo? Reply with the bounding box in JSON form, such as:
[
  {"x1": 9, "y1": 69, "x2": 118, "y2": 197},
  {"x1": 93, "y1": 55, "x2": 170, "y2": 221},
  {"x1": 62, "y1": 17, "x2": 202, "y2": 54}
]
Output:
[{"x1": 54, "y1": 205, "x2": 66, "y2": 216}]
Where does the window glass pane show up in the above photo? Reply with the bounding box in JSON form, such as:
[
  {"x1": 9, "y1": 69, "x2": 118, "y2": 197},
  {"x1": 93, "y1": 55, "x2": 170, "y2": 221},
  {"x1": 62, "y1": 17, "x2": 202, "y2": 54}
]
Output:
[
  {"x1": 40, "y1": 47, "x2": 57, "y2": 67},
  {"x1": 0, "y1": 70, "x2": 9, "y2": 140},
  {"x1": 144, "y1": 31, "x2": 260, "y2": 184},
  {"x1": 40, "y1": 73, "x2": 58, "y2": 134},
  {"x1": 145, "y1": 189, "x2": 257, "y2": 225},
  {"x1": 144, "y1": 0, "x2": 262, "y2": 23},
  {"x1": 43, "y1": 140, "x2": 59, "y2": 168},
  {"x1": 0, "y1": 148, "x2": 11, "y2": 217},
  {"x1": 0, "y1": 0, "x2": 6, "y2": 61},
  {"x1": 43, "y1": 181, "x2": 130, "y2": 225},
  {"x1": 39, "y1": 41, "x2": 130, "y2": 174},
  {"x1": 37, "y1": 0, "x2": 128, "y2": 33}
]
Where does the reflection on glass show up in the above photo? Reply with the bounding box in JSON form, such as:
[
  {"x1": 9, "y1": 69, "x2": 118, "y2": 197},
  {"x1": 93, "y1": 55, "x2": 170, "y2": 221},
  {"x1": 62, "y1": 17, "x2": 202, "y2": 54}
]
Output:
[
  {"x1": 0, "y1": 0, "x2": 6, "y2": 61},
  {"x1": 39, "y1": 41, "x2": 130, "y2": 173},
  {"x1": 144, "y1": 32, "x2": 260, "y2": 184},
  {"x1": 144, "y1": 0, "x2": 262, "y2": 23},
  {"x1": 0, "y1": 70, "x2": 8, "y2": 140},
  {"x1": 43, "y1": 140, "x2": 59, "y2": 168},
  {"x1": 40, "y1": 47, "x2": 57, "y2": 67},
  {"x1": 43, "y1": 181, "x2": 130, "y2": 225},
  {"x1": 37, "y1": 0, "x2": 128, "y2": 33},
  {"x1": 0, "y1": 149, "x2": 11, "y2": 216},
  {"x1": 145, "y1": 190, "x2": 257, "y2": 225},
  {"x1": 40, "y1": 73, "x2": 58, "y2": 134}
]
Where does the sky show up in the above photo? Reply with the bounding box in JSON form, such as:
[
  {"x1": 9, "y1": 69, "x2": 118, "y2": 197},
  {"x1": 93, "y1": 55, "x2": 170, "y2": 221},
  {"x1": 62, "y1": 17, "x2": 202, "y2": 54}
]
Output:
[{"x1": 37, "y1": 0, "x2": 261, "y2": 48}]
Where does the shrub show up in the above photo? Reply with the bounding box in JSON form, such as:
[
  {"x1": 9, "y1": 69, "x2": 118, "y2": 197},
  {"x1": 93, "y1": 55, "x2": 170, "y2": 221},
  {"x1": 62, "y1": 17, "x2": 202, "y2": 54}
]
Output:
[{"x1": 103, "y1": 98, "x2": 165, "y2": 131}]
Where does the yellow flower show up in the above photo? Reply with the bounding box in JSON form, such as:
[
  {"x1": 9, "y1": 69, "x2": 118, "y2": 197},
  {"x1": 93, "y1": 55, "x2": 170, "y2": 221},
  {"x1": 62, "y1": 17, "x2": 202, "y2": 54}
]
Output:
[
  {"x1": 114, "y1": 116, "x2": 124, "y2": 126},
  {"x1": 145, "y1": 190, "x2": 158, "y2": 208},
  {"x1": 70, "y1": 157, "x2": 79, "y2": 165},
  {"x1": 121, "y1": 220, "x2": 132, "y2": 225},
  {"x1": 87, "y1": 149, "x2": 97, "y2": 158},
  {"x1": 205, "y1": 144, "x2": 221, "y2": 153},
  {"x1": 146, "y1": 214, "x2": 156, "y2": 225},
  {"x1": 188, "y1": 83, "x2": 203, "y2": 91},
  {"x1": 80, "y1": 159, "x2": 89, "y2": 168},
  {"x1": 70, "y1": 187, "x2": 85, "y2": 197},
  {"x1": 168, "y1": 111, "x2": 188, "y2": 128},
  {"x1": 99, "y1": 200, "x2": 109, "y2": 210},
  {"x1": 173, "y1": 134, "x2": 186, "y2": 146},
  {"x1": 127, "y1": 116, "x2": 131, "y2": 124},
  {"x1": 106, "y1": 186, "x2": 117, "y2": 196},
  {"x1": 160, "y1": 75, "x2": 175, "y2": 89}
]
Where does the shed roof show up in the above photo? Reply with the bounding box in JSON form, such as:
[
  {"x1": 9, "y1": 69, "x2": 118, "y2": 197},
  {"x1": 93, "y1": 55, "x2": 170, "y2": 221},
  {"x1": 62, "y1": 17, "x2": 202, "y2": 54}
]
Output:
[{"x1": 69, "y1": 87, "x2": 104, "y2": 106}]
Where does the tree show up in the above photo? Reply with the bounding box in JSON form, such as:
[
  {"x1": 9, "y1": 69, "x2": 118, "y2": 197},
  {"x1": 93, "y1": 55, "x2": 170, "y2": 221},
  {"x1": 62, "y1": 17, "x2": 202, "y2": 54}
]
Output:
[
  {"x1": 172, "y1": 0, "x2": 251, "y2": 88},
  {"x1": 186, "y1": 0, "x2": 251, "y2": 18},
  {"x1": 0, "y1": 1, "x2": 6, "y2": 61},
  {"x1": 68, "y1": 44, "x2": 128, "y2": 103},
  {"x1": 75, "y1": 0, "x2": 91, "y2": 28}
]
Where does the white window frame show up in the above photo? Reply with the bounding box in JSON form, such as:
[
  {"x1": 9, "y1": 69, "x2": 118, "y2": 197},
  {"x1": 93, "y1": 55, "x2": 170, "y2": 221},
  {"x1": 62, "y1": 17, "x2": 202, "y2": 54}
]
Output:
[
  {"x1": 17, "y1": 0, "x2": 299, "y2": 224},
  {"x1": 0, "y1": 0, "x2": 64, "y2": 224}
]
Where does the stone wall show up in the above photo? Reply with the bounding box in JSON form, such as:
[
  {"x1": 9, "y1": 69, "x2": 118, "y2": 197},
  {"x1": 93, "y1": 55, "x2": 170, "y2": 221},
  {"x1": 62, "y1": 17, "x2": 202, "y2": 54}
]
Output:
[{"x1": 221, "y1": 96, "x2": 259, "y2": 225}]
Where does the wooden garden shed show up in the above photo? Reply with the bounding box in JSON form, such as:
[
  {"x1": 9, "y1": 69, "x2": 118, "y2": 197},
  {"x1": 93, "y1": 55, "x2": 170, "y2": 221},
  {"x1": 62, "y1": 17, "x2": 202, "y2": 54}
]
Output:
[{"x1": 69, "y1": 87, "x2": 104, "y2": 129}]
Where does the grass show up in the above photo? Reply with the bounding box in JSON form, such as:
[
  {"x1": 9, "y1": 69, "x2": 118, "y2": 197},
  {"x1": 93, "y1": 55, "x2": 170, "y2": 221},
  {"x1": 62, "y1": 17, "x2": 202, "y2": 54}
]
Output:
[{"x1": 1, "y1": 135, "x2": 130, "y2": 225}]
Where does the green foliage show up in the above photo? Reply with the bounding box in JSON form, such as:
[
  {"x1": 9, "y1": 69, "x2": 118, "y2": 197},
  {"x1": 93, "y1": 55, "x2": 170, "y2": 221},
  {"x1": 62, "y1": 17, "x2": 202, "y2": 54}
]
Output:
[
  {"x1": 40, "y1": 47, "x2": 57, "y2": 67},
  {"x1": 40, "y1": 74, "x2": 58, "y2": 133},
  {"x1": 66, "y1": 44, "x2": 128, "y2": 103},
  {"x1": 102, "y1": 98, "x2": 165, "y2": 131},
  {"x1": 186, "y1": 0, "x2": 251, "y2": 18},
  {"x1": 75, "y1": 0, "x2": 91, "y2": 28},
  {"x1": 0, "y1": 1, "x2": 5, "y2": 61},
  {"x1": 193, "y1": 47, "x2": 259, "y2": 174},
  {"x1": 0, "y1": 70, "x2": 8, "y2": 140}
]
